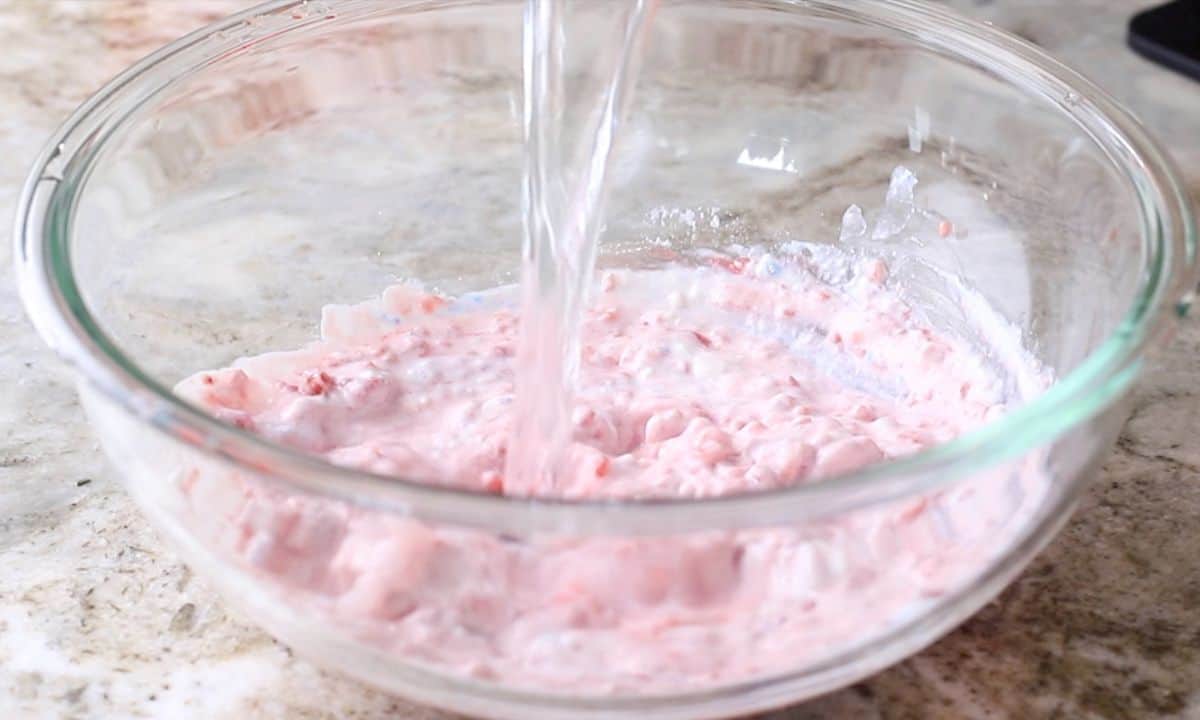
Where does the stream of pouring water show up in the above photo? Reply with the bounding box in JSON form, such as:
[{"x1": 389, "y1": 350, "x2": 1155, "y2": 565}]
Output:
[{"x1": 506, "y1": 0, "x2": 658, "y2": 492}]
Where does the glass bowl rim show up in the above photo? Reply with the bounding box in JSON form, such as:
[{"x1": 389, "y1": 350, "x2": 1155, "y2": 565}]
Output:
[{"x1": 14, "y1": 0, "x2": 1197, "y2": 535}]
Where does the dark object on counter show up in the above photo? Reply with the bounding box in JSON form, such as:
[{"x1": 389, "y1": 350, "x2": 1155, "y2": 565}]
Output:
[{"x1": 1129, "y1": 0, "x2": 1200, "y2": 81}]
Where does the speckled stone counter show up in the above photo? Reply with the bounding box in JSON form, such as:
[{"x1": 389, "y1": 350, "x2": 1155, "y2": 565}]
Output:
[{"x1": 1, "y1": 1, "x2": 1198, "y2": 718}]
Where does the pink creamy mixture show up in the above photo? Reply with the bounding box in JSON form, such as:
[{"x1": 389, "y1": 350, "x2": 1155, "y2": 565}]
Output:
[{"x1": 176, "y1": 250, "x2": 1040, "y2": 691}]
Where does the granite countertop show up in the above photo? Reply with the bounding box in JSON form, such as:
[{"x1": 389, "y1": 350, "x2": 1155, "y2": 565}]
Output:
[{"x1": 2, "y1": 1, "x2": 1199, "y2": 718}]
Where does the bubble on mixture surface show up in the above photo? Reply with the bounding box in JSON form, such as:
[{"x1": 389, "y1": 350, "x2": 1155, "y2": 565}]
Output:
[
  {"x1": 776, "y1": 241, "x2": 854, "y2": 287},
  {"x1": 752, "y1": 253, "x2": 782, "y2": 279}
]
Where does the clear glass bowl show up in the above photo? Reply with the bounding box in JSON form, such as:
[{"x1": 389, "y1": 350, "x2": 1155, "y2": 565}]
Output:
[{"x1": 15, "y1": 1, "x2": 1197, "y2": 718}]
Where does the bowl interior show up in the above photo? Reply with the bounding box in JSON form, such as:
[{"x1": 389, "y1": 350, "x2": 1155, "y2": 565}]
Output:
[{"x1": 65, "y1": 0, "x2": 1147, "y2": 407}]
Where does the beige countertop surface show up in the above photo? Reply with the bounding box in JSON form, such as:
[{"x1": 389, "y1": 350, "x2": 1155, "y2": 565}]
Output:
[{"x1": 2, "y1": 1, "x2": 1199, "y2": 718}]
